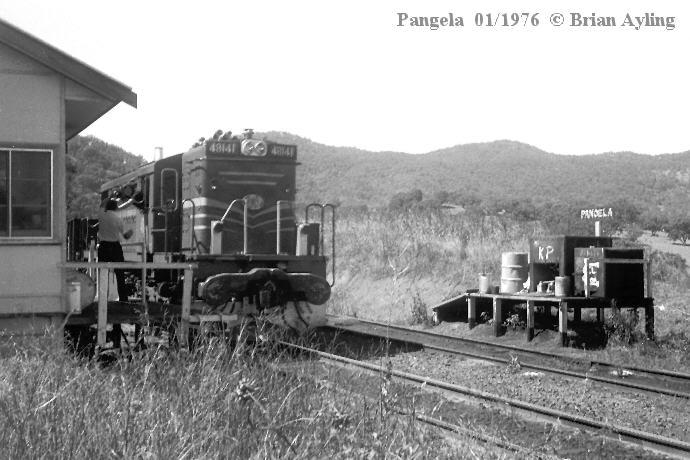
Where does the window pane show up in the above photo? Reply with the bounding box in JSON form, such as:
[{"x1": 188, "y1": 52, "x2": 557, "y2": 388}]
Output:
[
  {"x1": 11, "y1": 206, "x2": 49, "y2": 236},
  {"x1": 161, "y1": 169, "x2": 178, "y2": 210},
  {"x1": 10, "y1": 150, "x2": 51, "y2": 237},
  {"x1": 12, "y1": 179, "x2": 49, "y2": 205},
  {"x1": 12, "y1": 152, "x2": 50, "y2": 180},
  {"x1": 0, "y1": 151, "x2": 7, "y2": 236}
]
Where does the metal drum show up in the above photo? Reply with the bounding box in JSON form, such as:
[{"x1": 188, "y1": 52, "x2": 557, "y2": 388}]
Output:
[
  {"x1": 554, "y1": 276, "x2": 571, "y2": 297},
  {"x1": 500, "y1": 252, "x2": 528, "y2": 294},
  {"x1": 478, "y1": 273, "x2": 492, "y2": 294}
]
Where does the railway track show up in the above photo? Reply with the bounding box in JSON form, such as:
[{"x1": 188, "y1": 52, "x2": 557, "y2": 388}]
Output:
[
  {"x1": 326, "y1": 316, "x2": 690, "y2": 399},
  {"x1": 276, "y1": 357, "x2": 544, "y2": 459},
  {"x1": 281, "y1": 340, "x2": 690, "y2": 459}
]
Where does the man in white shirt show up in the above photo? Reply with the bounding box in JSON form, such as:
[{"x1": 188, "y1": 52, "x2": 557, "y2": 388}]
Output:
[
  {"x1": 96, "y1": 198, "x2": 133, "y2": 301},
  {"x1": 96, "y1": 198, "x2": 134, "y2": 350}
]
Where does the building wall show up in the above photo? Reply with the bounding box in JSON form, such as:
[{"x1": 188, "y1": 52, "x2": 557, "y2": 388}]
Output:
[{"x1": 0, "y1": 42, "x2": 66, "y2": 325}]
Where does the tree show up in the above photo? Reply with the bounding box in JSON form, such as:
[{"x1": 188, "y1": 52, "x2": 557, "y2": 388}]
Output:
[
  {"x1": 639, "y1": 209, "x2": 666, "y2": 236},
  {"x1": 388, "y1": 189, "x2": 423, "y2": 211},
  {"x1": 66, "y1": 135, "x2": 145, "y2": 219},
  {"x1": 667, "y1": 218, "x2": 690, "y2": 246},
  {"x1": 609, "y1": 198, "x2": 641, "y2": 233}
]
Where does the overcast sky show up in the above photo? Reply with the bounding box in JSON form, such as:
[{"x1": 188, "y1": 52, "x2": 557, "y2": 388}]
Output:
[{"x1": 1, "y1": 1, "x2": 688, "y2": 161}]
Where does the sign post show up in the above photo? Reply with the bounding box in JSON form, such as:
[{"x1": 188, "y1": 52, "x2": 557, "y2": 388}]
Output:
[{"x1": 580, "y1": 207, "x2": 614, "y2": 236}]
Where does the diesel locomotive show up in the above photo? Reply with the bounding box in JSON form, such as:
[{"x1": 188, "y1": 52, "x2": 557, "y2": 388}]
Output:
[{"x1": 68, "y1": 129, "x2": 335, "y2": 331}]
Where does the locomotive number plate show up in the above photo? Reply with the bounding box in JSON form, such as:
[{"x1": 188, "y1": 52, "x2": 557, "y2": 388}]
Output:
[
  {"x1": 207, "y1": 141, "x2": 239, "y2": 154},
  {"x1": 269, "y1": 144, "x2": 296, "y2": 159}
]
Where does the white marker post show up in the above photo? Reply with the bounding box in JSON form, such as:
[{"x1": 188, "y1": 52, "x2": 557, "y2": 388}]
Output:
[
  {"x1": 467, "y1": 296, "x2": 477, "y2": 329},
  {"x1": 580, "y1": 207, "x2": 613, "y2": 236}
]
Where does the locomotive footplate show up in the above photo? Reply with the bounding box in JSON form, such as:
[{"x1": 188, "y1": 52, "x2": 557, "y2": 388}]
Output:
[{"x1": 200, "y1": 268, "x2": 331, "y2": 308}]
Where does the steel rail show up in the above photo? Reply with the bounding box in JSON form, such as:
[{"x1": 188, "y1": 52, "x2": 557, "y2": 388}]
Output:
[
  {"x1": 282, "y1": 341, "x2": 690, "y2": 460},
  {"x1": 356, "y1": 318, "x2": 690, "y2": 379},
  {"x1": 274, "y1": 361, "x2": 544, "y2": 458},
  {"x1": 331, "y1": 318, "x2": 690, "y2": 398}
]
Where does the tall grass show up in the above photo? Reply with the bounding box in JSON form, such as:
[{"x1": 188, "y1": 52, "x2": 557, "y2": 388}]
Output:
[
  {"x1": 0, "y1": 331, "x2": 482, "y2": 459},
  {"x1": 330, "y1": 208, "x2": 545, "y2": 322}
]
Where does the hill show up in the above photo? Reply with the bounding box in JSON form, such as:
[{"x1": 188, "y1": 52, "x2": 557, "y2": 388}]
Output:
[
  {"x1": 65, "y1": 132, "x2": 690, "y2": 227},
  {"x1": 264, "y1": 132, "x2": 690, "y2": 216}
]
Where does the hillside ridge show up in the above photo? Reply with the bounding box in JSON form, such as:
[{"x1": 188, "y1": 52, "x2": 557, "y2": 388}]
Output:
[{"x1": 261, "y1": 132, "x2": 690, "y2": 210}]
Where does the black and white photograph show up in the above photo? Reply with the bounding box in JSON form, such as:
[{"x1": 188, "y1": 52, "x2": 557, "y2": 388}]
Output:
[{"x1": 0, "y1": 1, "x2": 689, "y2": 458}]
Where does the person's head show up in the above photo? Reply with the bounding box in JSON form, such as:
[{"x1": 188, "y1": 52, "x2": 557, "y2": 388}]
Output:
[{"x1": 103, "y1": 198, "x2": 118, "y2": 211}]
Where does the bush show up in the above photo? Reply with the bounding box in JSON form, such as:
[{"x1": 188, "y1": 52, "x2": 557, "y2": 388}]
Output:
[
  {"x1": 604, "y1": 309, "x2": 645, "y2": 345},
  {"x1": 667, "y1": 218, "x2": 690, "y2": 245},
  {"x1": 651, "y1": 250, "x2": 690, "y2": 285},
  {"x1": 409, "y1": 291, "x2": 431, "y2": 326}
]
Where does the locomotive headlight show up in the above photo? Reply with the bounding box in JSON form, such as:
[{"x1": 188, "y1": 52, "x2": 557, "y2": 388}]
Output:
[{"x1": 244, "y1": 194, "x2": 264, "y2": 210}]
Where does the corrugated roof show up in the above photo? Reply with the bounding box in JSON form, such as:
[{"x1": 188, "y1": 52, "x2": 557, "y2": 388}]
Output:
[{"x1": 0, "y1": 16, "x2": 137, "y2": 108}]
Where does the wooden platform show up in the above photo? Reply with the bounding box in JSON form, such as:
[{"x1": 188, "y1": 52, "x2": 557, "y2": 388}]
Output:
[
  {"x1": 65, "y1": 300, "x2": 233, "y2": 326},
  {"x1": 433, "y1": 292, "x2": 655, "y2": 346},
  {"x1": 60, "y1": 261, "x2": 198, "y2": 348}
]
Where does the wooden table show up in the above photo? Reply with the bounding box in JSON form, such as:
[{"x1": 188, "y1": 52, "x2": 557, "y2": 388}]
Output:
[{"x1": 464, "y1": 292, "x2": 654, "y2": 346}]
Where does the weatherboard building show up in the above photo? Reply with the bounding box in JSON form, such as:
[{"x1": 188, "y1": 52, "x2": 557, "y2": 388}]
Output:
[{"x1": 0, "y1": 18, "x2": 136, "y2": 337}]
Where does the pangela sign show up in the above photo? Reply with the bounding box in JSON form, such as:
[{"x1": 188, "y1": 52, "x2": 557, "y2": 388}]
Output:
[{"x1": 580, "y1": 208, "x2": 613, "y2": 220}]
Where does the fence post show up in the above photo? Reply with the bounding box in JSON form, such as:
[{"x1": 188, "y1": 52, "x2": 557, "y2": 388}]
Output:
[
  {"x1": 493, "y1": 297, "x2": 502, "y2": 337},
  {"x1": 97, "y1": 268, "x2": 109, "y2": 347},
  {"x1": 559, "y1": 301, "x2": 568, "y2": 347},
  {"x1": 180, "y1": 267, "x2": 193, "y2": 349},
  {"x1": 526, "y1": 300, "x2": 535, "y2": 341},
  {"x1": 467, "y1": 296, "x2": 476, "y2": 329}
]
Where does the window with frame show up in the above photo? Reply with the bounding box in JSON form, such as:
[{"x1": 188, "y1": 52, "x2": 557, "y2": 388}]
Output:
[{"x1": 0, "y1": 149, "x2": 52, "y2": 238}]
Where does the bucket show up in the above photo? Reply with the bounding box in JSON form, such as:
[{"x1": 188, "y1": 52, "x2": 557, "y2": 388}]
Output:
[
  {"x1": 66, "y1": 282, "x2": 82, "y2": 313},
  {"x1": 478, "y1": 274, "x2": 492, "y2": 294},
  {"x1": 500, "y1": 252, "x2": 528, "y2": 294},
  {"x1": 65, "y1": 269, "x2": 96, "y2": 312},
  {"x1": 555, "y1": 276, "x2": 571, "y2": 297}
]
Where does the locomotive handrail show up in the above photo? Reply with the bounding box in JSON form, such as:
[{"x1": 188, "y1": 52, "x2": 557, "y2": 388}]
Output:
[
  {"x1": 305, "y1": 203, "x2": 336, "y2": 287},
  {"x1": 324, "y1": 204, "x2": 336, "y2": 287},
  {"x1": 181, "y1": 198, "x2": 197, "y2": 255},
  {"x1": 215, "y1": 198, "x2": 247, "y2": 254},
  {"x1": 275, "y1": 200, "x2": 291, "y2": 254},
  {"x1": 306, "y1": 203, "x2": 325, "y2": 251}
]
